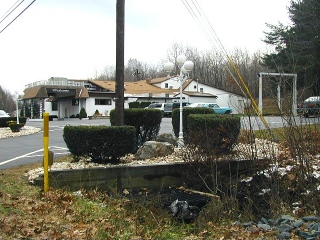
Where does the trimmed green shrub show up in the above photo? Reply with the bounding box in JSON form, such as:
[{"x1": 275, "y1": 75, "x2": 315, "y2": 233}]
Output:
[
  {"x1": 110, "y1": 108, "x2": 162, "y2": 149},
  {"x1": 186, "y1": 114, "x2": 241, "y2": 156},
  {"x1": 128, "y1": 102, "x2": 152, "y2": 108},
  {"x1": 7, "y1": 121, "x2": 25, "y2": 132},
  {"x1": 79, "y1": 107, "x2": 87, "y2": 119},
  {"x1": 172, "y1": 107, "x2": 215, "y2": 137},
  {"x1": 63, "y1": 125, "x2": 136, "y2": 162},
  {"x1": 140, "y1": 102, "x2": 152, "y2": 108},
  {"x1": 6, "y1": 120, "x2": 16, "y2": 127},
  {"x1": 129, "y1": 102, "x2": 139, "y2": 108},
  {"x1": 0, "y1": 117, "x2": 27, "y2": 128}
]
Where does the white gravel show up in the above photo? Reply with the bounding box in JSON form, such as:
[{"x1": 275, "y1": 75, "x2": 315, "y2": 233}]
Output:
[
  {"x1": 0, "y1": 126, "x2": 41, "y2": 139},
  {"x1": 24, "y1": 140, "x2": 288, "y2": 183},
  {"x1": 0, "y1": 125, "x2": 291, "y2": 183}
]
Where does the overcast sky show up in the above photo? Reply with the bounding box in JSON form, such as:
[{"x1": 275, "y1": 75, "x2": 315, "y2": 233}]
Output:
[{"x1": 0, "y1": 0, "x2": 291, "y2": 94}]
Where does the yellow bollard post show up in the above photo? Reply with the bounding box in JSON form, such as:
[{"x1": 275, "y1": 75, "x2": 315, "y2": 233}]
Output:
[{"x1": 43, "y1": 112, "x2": 49, "y2": 192}]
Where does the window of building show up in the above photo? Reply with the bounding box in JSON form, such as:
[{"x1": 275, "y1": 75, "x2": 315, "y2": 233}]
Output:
[
  {"x1": 72, "y1": 99, "x2": 79, "y2": 106},
  {"x1": 194, "y1": 85, "x2": 197, "y2": 89},
  {"x1": 52, "y1": 101, "x2": 58, "y2": 111},
  {"x1": 95, "y1": 99, "x2": 111, "y2": 105},
  {"x1": 200, "y1": 88, "x2": 203, "y2": 93},
  {"x1": 165, "y1": 83, "x2": 168, "y2": 88}
]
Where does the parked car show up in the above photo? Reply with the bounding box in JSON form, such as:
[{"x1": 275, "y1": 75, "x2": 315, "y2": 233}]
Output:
[
  {"x1": 145, "y1": 102, "x2": 166, "y2": 111},
  {"x1": 187, "y1": 103, "x2": 232, "y2": 114},
  {"x1": 0, "y1": 110, "x2": 10, "y2": 118},
  {"x1": 163, "y1": 102, "x2": 190, "y2": 117},
  {"x1": 145, "y1": 102, "x2": 166, "y2": 116},
  {"x1": 297, "y1": 96, "x2": 320, "y2": 117}
]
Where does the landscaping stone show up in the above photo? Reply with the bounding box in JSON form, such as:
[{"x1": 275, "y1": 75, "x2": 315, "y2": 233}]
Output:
[
  {"x1": 156, "y1": 133, "x2": 178, "y2": 146},
  {"x1": 277, "y1": 231, "x2": 291, "y2": 239},
  {"x1": 135, "y1": 141, "x2": 174, "y2": 160}
]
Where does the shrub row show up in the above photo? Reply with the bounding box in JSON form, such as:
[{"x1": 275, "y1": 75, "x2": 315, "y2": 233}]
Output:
[
  {"x1": 172, "y1": 107, "x2": 215, "y2": 137},
  {"x1": 128, "y1": 102, "x2": 151, "y2": 108},
  {"x1": 63, "y1": 125, "x2": 136, "y2": 162},
  {"x1": 172, "y1": 108, "x2": 241, "y2": 156},
  {"x1": 0, "y1": 117, "x2": 27, "y2": 128},
  {"x1": 110, "y1": 108, "x2": 162, "y2": 149},
  {"x1": 187, "y1": 114, "x2": 241, "y2": 156},
  {"x1": 6, "y1": 120, "x2": 25, "y2": 132}
]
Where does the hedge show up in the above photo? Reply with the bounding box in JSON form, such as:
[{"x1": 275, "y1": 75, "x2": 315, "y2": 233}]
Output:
[
  {"x1": 63, "y1": 125, "x2": 136, "y2": 162},
  {"x1": 110, "y1": 108, "x2": 162, "y2": 149},
  {"x1": 186, "y1": 114, "x2": 241, "y2": 156},
  {"x1": 172, "y1": 107, "x2": 215, "y2": 137},
  {"x1": 0, "y1": 117, "x2": 27, "y2": 128}
]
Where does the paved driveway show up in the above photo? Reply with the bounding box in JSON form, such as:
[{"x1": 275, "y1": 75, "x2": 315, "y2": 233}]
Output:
[{"x1": 0, "y1": 118, "x2": 174, "y2": 170}]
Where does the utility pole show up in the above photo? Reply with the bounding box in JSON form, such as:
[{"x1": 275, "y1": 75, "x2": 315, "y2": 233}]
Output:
[{"x1": 115, "y1": 0, "x2": 125, "y2": 125}]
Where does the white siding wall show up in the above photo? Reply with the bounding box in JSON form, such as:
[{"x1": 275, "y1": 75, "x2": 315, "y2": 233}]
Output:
[
  {"x1": 215, "y1": 93, "x2": 230, "y2": 107},
  {"x1": 181, "y1": 94, "x2": 217, "y2": 103},
  {"x1": 182, "y1": 80, "x2": 246, "y2": 114},
  {"x1": 215, "y1": 93, "x2": 245, "y2": 114},
  {"x1": 161, "y1": 77, "x2": 181, "y2": 89},
  {"x1": 86, "y1": 97, "x2": 116, "y2": 116}
]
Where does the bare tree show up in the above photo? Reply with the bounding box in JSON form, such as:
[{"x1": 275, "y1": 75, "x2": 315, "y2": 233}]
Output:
[
  {"x1": 0, "y1": 86, "x2": 15, "y2": 114},
  {"x1": 90, "y1": 43, "x2": 273, "y2": 100}
]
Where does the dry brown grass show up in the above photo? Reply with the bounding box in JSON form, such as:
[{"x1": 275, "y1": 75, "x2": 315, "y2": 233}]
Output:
[{"x1": 0, "y1": 158, "x2": 267, "y2": 240}]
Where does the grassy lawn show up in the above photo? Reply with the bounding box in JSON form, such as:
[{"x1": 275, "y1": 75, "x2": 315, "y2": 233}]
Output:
[{"x1": 0, "y1": 158, "x2": 265, "y2": 240}]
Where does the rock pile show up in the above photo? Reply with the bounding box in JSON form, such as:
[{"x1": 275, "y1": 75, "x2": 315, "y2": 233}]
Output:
[{"x1": 238, "y1": 215, "x2": 320, "y2": 239}]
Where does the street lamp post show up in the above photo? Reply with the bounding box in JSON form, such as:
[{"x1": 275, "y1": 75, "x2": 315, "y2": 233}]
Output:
[
  {"x1": 164, "y1": 55, "x2": 194, "y2": 148},
  {"x1": 15, "y1": 95, "x2": 20, "y2": 124}
]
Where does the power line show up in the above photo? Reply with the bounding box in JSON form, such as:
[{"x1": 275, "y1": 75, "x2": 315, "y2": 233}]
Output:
[
  {"x1": 0, "y1": 0, "x2": 36, "y2": 35},
  {"x1": 0, "y1": 0, "x2": 25, "y2": 24},
  {"x1": 181, "y1": 0, "x2": 271, "y2": 130}
]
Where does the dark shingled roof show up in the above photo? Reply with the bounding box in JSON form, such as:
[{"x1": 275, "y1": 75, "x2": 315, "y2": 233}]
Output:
[{"x1": 22, "y1": 86, "x2": 89, "y2": 100}]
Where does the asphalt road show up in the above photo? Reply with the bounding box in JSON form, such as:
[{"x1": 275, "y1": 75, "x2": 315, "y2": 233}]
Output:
[
  {"x1": 0, "y1": 115, "x2": 319, "y2": 170},
  {"x1": 0, "y1": 117, "x2": 173, "y2": 170}
]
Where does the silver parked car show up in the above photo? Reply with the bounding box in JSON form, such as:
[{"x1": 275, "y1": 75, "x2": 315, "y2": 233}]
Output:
[
  {"x1": 0, "y1": 110, "x2": 10, "y2": 118},
  {"x1": 145, "y1": 103, "x2": 166, "y2": 112}
]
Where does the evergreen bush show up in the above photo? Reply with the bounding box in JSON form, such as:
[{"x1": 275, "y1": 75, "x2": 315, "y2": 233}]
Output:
[
  {"x1": 186, "y1": 114, "x2": 241, "y2": 156},
  {"x1": 63, "y1": 125, "x2": 136, "y2": 162},
  {"x1": 79, "y1": 107, "x2": 87, "y2": 119},
  {"x1": 110, "y1": 108, "x2": 162, "y2": 149},
  {"x1": 128, "y1": 102, "x2": 152, "y2": 108},
  {"x1": 6, "y1": 120, "x2": 25, "y2": 132},
  {"x1": 172, "y1": 107, "x2": 215, "y2": 137},
  {"x1": 0, "y1": 117, "x2": 27, "y2": 128}
]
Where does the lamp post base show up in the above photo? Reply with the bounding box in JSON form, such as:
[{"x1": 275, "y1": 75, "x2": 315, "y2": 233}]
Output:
[{"x1": 178, "y1": 132, "x2": 184, "y2": 149}]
